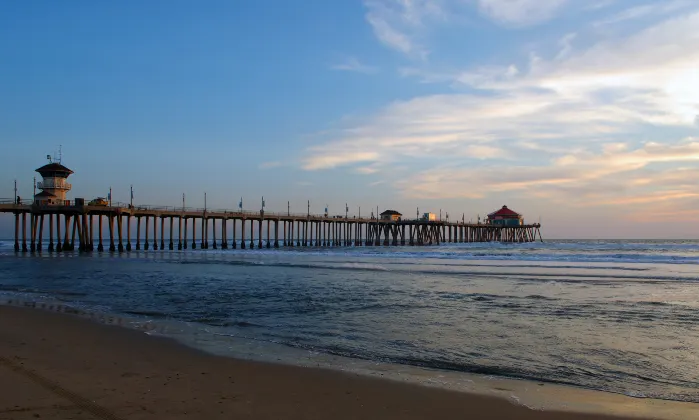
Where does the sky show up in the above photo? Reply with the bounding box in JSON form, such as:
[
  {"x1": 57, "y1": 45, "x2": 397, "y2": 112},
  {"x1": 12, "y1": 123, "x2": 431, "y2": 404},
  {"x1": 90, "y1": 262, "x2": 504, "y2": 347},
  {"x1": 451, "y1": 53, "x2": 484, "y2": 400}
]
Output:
[{"x1": 1, "y1": 0, "x2": 698, "y2": 239}]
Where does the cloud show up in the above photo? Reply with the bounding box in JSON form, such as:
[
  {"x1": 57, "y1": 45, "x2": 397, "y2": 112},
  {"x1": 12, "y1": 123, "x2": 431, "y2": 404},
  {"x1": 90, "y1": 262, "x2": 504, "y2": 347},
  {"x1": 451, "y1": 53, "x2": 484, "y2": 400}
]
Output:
[
  {"x1": 355, "y1": 165, "x2": 381, "y2": 174},
  {"x1": 593, "y1": 0, "x2": 694, "y2": 27},
  {"x1": 399, "y1": 140, "x2": 699, "y2": 199},
  {"x1": 330, "y1": 56, "x2": 378, "y2": 74},
  {"x1": 258, "y1": 161, "x2": 282, "y2": 169},
  {"x1": 475, "y1": 0, "x2": 568, "y2": 26},
  {"x1": 303, "y1": 7, "x2": 699, "y2": 215},
  {"x1": 363, "y1": 0, "x2": 444, "y2": 58}
]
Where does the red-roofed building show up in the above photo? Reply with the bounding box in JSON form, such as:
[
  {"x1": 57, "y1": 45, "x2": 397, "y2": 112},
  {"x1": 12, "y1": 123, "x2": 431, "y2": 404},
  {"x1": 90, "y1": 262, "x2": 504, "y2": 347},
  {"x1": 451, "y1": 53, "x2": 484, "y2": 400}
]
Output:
[{"x1": 487, "y1": 205, "x2": 523, "y2": 226}]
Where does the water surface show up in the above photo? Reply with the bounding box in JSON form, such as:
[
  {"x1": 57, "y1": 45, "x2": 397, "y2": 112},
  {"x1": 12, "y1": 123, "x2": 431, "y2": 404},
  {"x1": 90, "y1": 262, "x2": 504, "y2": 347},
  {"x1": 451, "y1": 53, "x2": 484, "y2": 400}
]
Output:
[{"x1": 1, "y1": 239, "x2": 698, "y2": 403}]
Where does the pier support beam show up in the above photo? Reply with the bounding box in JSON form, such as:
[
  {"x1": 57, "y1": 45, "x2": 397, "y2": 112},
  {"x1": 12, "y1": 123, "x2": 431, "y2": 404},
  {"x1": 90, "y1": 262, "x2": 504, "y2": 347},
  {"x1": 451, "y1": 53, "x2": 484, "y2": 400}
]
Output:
[
  {"x1": 250, "y1": 219, "x2": 255, "y2": 249},
  {"x1": 259, "y1": 218, "x2": 263, "y2": 249},
  {"x1": 201, "y1": 217, "x2": 206, "y2": 249},
  {"x1": 117, "y1": 215, "x2": 124, "y2": 252},
  {"x1": 169, "y1": 217, "x2": 174, "y2": 250},
  {"x1": 30, "y1": 213, "x2": 36, "y2": 252},
  {"x1": 74, "y1": 215, "x2": 82, "y2": 251},
  {"x1": 21, "y1": 212, "x2": 28, "y2": 252},
  {"x1": 108, "y1": 215, "x2": 115, "y2": 252},
  {"x1": 48, "y1": 214, "x2": 54, "y2": 252},
  {"x1": 221, "y1": 219, "x2": 227, "y2": 249},
  {"x1": 71, "y1": 216, "x2": 78, "y2": 251},
  {"x1": 136, "y1": 217, "x2": 141, "y2": 250},
  {"x1": 178, "y1": 217, "x2": 183, "y2": 250},
  {"x1": 153, "y1": 216, "x2": 158, "y2": 250},
  {"x1": 14, "y1": 213, "x2": 20, "y2": 252},
  {"x1": 80, "y1": 214, "x2": 88, "y2": 251},
  {"x1": 144, "y1": 216, "x2": 150, "y2": 250},
  {"x1": 183, "y1": 218, "x2": 188, "y2": 250},
  {"x1": 232, "y1": 219, "x2": 237, "y2": 249},
  {"x1": 212, "y1": 218, "x2": 217, "y2": 250},
  {"x1": 240, "y1": 219, "x2": 246, "y2": 249},
  {"x1": 160, "y1": 217, "x2": 165, "y2": 250},
  {"x1": 98, "y1": 216, "x2": 104, "y2": 252},
  {"x1": 126, "y1": 215, "x2": 132, "y2": 251},
  {"x1": 56, "y1": 214, "x2": 63, "y2": 252},
  {"x1": 191, "y1": 218, "x2": 196, "y2": 249},
  {"x1": 274, "y1": 220, "x2": 279, "y2": 248},
  {"x1": 37, "y1": 215, "x2": 44, "y2": 252},
  {"x1": 63, "y1": 215, "x2": 71, "y2": 251},
  {"x1": 267, "y1": 220, "x2": 271, "y2": 248}
]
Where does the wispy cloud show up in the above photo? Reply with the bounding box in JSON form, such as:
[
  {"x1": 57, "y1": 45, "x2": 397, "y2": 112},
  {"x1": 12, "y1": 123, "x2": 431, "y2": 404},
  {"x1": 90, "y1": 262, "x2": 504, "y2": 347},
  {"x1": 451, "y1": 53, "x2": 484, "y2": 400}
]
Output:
[
  {"x1": 475, "y1": 0, "x2": 569, "y2": 27},
  {"x1": 363, "y1": 0, "x2": 444, "y2": 58},
  {"x1": 330, "y1": 56, "x2": 378, "y2": 74},
  {"x1": 593, "y1": 0, "x2": 694, "y2": 27},
  {"x1": 304, "y1": 7, "x2": 699, "y2": 216}
]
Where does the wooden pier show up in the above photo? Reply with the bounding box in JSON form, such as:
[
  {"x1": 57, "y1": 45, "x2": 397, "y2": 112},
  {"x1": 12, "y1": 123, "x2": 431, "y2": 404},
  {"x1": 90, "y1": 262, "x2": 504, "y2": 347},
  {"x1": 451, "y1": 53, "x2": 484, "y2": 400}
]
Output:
[{"x1": 0, "y1": 200, "x2": 543, "y2": 253}]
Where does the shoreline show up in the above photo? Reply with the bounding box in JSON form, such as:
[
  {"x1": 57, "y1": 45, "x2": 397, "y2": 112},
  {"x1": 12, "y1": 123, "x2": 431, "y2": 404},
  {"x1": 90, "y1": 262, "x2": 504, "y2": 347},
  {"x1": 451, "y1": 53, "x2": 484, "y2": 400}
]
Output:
[{"x1": 1, "y1": 302, "x2": 696, "y2": 419}]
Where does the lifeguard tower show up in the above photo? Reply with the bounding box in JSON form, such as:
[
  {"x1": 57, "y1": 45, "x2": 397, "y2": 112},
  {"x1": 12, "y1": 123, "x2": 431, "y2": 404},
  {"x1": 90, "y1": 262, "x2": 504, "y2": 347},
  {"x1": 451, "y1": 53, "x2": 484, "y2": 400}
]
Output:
[{"x1": 34, "y1": 150, "x2": 73, "y2": 206}]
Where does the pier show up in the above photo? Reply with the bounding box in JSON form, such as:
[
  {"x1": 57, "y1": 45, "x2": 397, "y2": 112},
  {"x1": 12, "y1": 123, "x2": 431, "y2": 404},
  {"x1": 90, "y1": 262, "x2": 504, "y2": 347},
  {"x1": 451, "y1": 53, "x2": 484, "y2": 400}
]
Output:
[
  {"x1": 0, "y1": 200, "x2": 542, "y2": 253},
  {"x1": 1, "y1": 157, "x2": 542, "y2": 253}
]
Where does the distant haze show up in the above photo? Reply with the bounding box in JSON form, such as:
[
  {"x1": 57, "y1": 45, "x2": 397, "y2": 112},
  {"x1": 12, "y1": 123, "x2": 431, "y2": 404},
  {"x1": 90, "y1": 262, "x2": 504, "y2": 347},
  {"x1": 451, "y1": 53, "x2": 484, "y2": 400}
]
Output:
[{"x1": 1, "y1": 1, "x2": 698, "y2": 239}]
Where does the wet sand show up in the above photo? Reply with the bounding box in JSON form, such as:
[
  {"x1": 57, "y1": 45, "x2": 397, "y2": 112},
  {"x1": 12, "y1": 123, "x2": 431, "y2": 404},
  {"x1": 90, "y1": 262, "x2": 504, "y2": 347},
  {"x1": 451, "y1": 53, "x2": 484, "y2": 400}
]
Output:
[{"x1": 0, "y1": 305, "x2": 678, "y2": 420}]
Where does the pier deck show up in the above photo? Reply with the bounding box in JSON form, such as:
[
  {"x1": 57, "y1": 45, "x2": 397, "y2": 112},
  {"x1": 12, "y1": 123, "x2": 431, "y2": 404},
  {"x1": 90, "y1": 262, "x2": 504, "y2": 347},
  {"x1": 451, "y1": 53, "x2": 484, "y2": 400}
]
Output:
[{"x1": 1, "y1": 200, "x2": 542, "y2": 253}]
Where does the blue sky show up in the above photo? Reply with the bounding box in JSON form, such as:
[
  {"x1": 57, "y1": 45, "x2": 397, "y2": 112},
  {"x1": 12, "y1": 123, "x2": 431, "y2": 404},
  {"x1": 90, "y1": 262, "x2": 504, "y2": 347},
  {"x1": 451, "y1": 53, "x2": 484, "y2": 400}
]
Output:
[{"x1": 1, "y1": 0, "x2": 699, "y2": 238}]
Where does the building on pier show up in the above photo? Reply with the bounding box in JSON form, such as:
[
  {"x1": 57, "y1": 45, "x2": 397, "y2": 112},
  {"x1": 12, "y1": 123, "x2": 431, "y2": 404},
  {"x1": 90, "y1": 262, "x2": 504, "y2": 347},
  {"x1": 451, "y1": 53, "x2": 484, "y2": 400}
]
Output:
[
  {"x1": 34, "y1": 161, "x2": 73, "y2": 206},
  {"x1": 380, "y1": 210, "x2": 402, "y2": 221},
  {"x1": 487, "y1": 205, "x2": 523, "y2": 226}
]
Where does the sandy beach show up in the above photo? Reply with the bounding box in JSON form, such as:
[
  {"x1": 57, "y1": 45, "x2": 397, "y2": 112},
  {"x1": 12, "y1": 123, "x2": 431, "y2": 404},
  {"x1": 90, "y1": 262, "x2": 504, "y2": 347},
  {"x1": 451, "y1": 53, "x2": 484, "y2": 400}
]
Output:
[{"x1": 0, "y1": 305, "x2": 683, "y2": 420}]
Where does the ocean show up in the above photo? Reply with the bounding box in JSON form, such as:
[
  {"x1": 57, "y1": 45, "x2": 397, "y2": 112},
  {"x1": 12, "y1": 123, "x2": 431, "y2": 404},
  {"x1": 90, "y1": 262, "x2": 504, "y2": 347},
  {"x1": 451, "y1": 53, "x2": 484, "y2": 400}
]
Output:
[{"x1": 1, "y1": 239, "x2": 698, "y2": 404}]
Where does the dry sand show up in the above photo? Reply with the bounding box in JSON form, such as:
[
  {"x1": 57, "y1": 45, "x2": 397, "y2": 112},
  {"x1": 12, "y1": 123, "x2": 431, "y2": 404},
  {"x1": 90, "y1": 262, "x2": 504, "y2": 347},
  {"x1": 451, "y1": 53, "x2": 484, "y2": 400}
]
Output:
[{"x1": 0, "y1": 305, "x2": 681, "y2": 420}]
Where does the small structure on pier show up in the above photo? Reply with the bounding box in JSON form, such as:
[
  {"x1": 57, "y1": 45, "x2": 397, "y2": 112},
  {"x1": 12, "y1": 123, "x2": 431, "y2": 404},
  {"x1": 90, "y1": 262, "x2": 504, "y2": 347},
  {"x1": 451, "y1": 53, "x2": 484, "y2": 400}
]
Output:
[
  {"x1": 487, "y1": 205, "x2": 523, "y2": 226},
  {"x1": 380, "y1": 210, "x2": 402, "y2": 221},
  {"x1": 34, "y1": 158, "x2": 73, "y2": 206}
]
